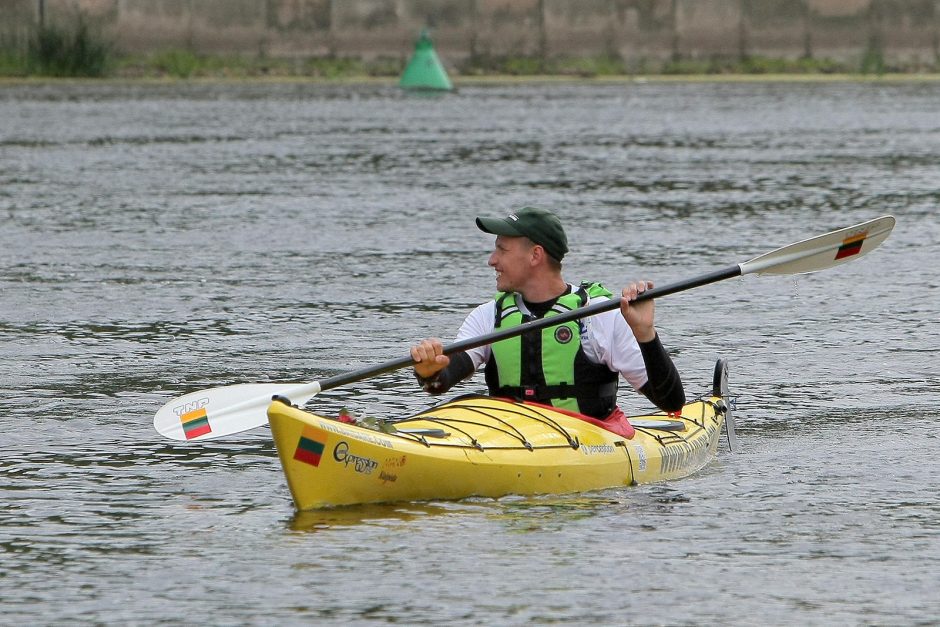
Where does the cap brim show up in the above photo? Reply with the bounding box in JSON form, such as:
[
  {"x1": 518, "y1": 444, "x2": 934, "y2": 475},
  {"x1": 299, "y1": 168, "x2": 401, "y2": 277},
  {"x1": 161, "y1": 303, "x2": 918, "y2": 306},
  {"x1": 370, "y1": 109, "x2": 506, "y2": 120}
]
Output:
[{"x1": 476, "y1": 216, "x2": 523, "y2": 236}]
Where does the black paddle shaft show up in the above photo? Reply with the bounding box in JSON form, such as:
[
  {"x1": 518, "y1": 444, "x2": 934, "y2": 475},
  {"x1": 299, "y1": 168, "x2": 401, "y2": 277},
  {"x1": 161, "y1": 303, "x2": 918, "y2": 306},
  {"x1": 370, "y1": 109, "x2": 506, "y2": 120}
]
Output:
[{"x1": 315, "y1": 264, "x2": 743, "y2": 393}]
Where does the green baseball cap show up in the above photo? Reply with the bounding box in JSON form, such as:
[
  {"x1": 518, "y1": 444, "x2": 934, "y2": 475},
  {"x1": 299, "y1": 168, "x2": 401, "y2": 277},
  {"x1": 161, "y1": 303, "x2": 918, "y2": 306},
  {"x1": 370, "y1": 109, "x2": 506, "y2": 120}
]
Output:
[{"x1": 475, "y1": 207, "x2": 569, "y2": 261}]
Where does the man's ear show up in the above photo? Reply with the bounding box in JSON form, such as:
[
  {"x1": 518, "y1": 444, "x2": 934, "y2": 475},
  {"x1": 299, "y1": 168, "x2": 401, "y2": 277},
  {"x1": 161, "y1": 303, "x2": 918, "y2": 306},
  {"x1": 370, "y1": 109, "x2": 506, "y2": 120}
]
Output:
[{"x1": 529, "y1": 244, "x2": 546, "y2": 266}]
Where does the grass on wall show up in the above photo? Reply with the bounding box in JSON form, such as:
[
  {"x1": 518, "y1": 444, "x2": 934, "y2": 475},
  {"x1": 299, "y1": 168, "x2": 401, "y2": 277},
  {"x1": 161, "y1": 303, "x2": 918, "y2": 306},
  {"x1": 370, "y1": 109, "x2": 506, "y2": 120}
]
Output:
[{"x1": 0, "y1": 21, "x2": 936, "y2": 80}]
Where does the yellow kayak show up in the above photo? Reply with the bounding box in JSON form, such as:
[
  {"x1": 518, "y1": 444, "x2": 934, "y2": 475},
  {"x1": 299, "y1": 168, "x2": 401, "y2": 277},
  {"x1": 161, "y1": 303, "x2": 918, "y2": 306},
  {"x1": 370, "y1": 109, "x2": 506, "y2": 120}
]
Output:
[{"x1": 269, "y1": 360, "x2": 734, "y2": 510}]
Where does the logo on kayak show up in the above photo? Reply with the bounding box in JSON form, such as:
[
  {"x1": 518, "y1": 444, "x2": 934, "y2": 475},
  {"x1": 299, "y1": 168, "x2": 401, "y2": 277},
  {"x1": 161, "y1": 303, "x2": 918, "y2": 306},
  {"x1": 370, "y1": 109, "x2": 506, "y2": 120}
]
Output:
[
  {"x1": 294, "y1": 426, "x2": 327, "y2": 467},
  {"x1": 632, "y1": 445, "x2": 647, "y2": 472},
  {"x1": 378, "y1": 455, "x2": 406, "y2": 484},
  {"x1": 174, "y1": 398, "x2": 211, "y2": 440},
  {"x1": 580, "y1": 443, "x2": 615, "y2": 455},
  {"x1": 835, "y1": 228, "x2": 869, "y2": 260},
  {"x1": 333, "y1": 441, "x2": 378, "y2": 475},
  {"x1": 554, "y1": 325, "x2": 573, "y2": 344},
  {"x1": 661, "y1": 438, "x2": 709, "y2": 474}
]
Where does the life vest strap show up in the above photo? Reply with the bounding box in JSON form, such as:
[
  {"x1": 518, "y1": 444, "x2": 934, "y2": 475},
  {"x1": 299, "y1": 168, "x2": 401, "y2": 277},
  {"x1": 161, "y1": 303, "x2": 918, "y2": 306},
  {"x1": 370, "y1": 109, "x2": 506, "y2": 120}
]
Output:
[{"x1": 494, "y1": 380, "x2": 618, "y2": 402}]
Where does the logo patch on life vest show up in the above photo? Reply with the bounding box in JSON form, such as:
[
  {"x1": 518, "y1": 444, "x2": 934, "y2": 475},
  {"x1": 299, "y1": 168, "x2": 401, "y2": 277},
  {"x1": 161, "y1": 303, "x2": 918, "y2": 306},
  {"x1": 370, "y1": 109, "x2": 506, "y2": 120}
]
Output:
[{"x1": 554, "y1": 325, "x2": 573, "y2": 344}]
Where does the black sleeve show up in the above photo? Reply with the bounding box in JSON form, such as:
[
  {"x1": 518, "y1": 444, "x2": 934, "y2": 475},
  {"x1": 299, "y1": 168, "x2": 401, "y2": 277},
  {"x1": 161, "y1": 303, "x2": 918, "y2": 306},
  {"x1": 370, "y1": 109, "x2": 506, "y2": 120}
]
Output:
[
  {"x1": 637, "y1": 333, "x2": 686, "y2": 412},
  {"x1": 416, "y1": 352, "x2": 476, "y2": 395}
]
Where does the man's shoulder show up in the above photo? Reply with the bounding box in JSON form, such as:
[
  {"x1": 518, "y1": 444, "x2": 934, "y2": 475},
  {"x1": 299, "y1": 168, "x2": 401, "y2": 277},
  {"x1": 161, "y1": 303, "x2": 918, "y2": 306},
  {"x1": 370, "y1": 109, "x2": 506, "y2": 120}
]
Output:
[
  {"x1": 578, "y1": 280, "x2": 614, "y2": 299},
  {"x1": 456, "y1": 300, "x2": 497, "y2": 341},
  {"x1": 583, "y1": 289, "x2": 625, "y2": 329},
  {"x1": 466, "y1": 300, "x2": 497, "y2": 321}
]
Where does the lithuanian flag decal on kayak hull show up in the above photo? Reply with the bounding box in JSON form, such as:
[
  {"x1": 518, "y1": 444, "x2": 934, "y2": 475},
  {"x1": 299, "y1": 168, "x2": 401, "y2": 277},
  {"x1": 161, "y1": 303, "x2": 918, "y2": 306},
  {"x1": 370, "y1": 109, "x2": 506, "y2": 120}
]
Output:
[{"x1": 293, "y1": 426, "x2": 327, "y2": 467}]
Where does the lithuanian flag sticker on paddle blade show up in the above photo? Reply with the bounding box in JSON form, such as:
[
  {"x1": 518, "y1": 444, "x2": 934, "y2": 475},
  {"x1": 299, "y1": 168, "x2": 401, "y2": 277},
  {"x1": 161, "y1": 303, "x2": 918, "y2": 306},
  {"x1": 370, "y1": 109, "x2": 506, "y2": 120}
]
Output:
[
  {"x1": 835, "y1": 229, "x2": 868, "y2": 260},
  {"x1": 294, "y1": 427, "x2": 327, "y2": 467},
  {"x1": 180, "y1": 407, "x2": 212, "y2": 440}
]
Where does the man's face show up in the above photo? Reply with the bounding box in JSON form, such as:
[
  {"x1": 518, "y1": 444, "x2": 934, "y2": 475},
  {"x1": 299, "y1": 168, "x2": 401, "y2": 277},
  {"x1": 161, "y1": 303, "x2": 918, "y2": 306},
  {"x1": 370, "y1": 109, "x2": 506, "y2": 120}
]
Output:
[{"x1": 488, "y1": 234, "x2": 535, "y2": 292}]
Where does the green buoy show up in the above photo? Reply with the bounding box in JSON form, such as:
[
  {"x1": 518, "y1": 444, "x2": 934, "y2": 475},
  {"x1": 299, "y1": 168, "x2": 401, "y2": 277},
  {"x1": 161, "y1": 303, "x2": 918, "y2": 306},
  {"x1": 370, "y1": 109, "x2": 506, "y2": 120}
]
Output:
[{"x1": 400, "y1": 29, "x2": 453, "y2": 91}]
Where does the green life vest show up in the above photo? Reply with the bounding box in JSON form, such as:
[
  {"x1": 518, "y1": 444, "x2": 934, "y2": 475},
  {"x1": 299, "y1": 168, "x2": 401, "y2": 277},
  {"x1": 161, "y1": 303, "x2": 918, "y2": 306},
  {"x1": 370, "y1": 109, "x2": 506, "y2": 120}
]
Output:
[{"x1": 484, "y1": 282, "x2": 620, "y2": 417}]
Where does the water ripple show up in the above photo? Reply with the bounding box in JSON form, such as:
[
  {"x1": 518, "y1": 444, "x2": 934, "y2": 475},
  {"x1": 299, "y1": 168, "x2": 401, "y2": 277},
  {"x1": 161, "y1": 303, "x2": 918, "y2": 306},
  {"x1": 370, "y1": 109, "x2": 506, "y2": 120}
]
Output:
[{"x1": 1, "y1": 80, "x2": 938, "y2": 625}]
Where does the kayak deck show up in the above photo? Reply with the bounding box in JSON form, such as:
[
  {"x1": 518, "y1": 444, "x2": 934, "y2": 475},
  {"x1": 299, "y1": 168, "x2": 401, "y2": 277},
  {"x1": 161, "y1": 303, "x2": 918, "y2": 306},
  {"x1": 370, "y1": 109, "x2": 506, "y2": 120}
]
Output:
[{"x1": 269, "y1": 360, "x2": 733, "y2": 510}]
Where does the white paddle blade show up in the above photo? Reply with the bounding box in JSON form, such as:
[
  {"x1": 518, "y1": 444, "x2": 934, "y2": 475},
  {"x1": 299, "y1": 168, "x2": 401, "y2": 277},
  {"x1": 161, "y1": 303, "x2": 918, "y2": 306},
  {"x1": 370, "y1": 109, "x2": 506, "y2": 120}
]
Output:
[
  {"x1": 740, "y1": 215, "x2": 895, "y2": 276},
  {"x1": 153, "y1": 381, "x2": 322, "y2": 441}
]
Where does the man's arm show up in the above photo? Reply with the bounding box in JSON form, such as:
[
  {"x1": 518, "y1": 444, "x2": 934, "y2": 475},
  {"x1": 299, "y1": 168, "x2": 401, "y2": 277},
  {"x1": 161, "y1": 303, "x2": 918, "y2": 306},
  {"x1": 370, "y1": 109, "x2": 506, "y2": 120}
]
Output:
[
  {"x1": 410, "y1": 301, "x2": 494, "y2": 395},
  {"x1": 637, "y1": 334, "x2": 685, "y2": 412},
  {"x1": 619, "y1": 280, "x2": 685, "y2": 412},
  {"x1": 414, "y1": 352, "x2": 476, "y2": 395}
]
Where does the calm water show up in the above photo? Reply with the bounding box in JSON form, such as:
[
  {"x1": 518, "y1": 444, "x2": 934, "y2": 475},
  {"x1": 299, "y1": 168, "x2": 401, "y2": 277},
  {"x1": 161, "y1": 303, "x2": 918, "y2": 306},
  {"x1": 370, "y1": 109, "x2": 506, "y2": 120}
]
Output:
[{"x1": 1, "y1": 79, "x2": 938, "y2": 625}]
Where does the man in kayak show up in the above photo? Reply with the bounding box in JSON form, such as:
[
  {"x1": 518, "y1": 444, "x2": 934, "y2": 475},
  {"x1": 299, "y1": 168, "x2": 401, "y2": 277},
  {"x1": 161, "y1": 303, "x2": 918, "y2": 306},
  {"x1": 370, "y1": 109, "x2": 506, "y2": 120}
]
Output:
[{"x1": 410, "y1": 207, "x2": 685, "y2": 421}]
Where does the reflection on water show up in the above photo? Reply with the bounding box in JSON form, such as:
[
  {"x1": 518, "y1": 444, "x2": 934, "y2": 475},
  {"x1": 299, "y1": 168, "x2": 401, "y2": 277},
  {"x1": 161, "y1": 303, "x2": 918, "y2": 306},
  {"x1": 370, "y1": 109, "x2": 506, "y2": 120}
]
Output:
[
  {"x1": 1, "y1": 80, "x2": 938, "y2": 624},
  {"x1": 288, "y1": 501, "x2": 455, "y2": 533},
  {"x1": 286, "y1": 490, "x2": 690, "y2": 536}
]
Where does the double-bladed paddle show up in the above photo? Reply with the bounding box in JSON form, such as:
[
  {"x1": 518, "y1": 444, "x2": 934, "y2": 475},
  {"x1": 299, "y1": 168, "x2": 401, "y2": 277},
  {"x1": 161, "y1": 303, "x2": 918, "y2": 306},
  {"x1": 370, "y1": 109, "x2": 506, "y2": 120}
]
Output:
[{"x1": 153, "y1": 215, "x2": 895, "y2": 441}]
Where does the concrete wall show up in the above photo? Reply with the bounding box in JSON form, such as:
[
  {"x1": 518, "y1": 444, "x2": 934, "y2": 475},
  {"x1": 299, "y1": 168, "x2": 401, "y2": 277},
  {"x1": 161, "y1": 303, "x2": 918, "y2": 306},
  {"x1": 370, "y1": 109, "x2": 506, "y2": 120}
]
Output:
[{"x1": 2, "y1": 0, "x2": 938, "y2": 66}]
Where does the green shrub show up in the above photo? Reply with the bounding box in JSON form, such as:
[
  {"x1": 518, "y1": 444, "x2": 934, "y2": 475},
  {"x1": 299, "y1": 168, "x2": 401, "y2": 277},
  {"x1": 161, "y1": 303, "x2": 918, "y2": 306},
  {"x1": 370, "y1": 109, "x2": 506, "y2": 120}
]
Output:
[
  {"x1": 151, "y1": 49, "x2": 200, "y2": 78},
  {"x1": 554, "y1": 54, "x2": 625, "y2": 77},
  {"x1": 502, "y1": 56, "x2": 544, "y2": 75},
  {"x1": 0, "y1": 49, "x2": 26, "y2": 76},
  {"x1": 363, "y1": 56, "x2": 402, "y2": 77},
  {"x1": 861, "y1": 42, "x2": 885, "y2": 75},
  {"x1": 29, "y1": 16, "x2": 110, "y2": 77},
  {"x1": 661, "y1": 58, "x2": 715, "y2": 75}
]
